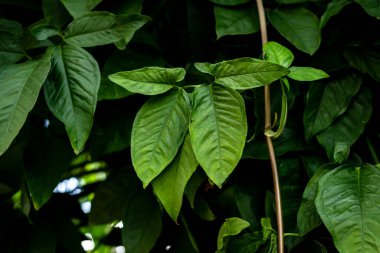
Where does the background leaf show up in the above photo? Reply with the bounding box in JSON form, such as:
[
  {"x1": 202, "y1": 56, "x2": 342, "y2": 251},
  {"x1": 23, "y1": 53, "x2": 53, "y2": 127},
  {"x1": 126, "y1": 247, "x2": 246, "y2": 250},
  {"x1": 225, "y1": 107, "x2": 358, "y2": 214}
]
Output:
[
  {"x1": 304, "y1": 73, "x2": 362, "y2": 140},
  {"x1": 152, "y1": 134, "x2": 198, "y2": 222},
  {"x1": 43, "y1": 44, "x2": 100, "y2": 154},
  {"x1": 316, "y1": 87, "x2": 372, "y2": 162},
  {"x1": 108, "y1": 67, "x2": 185, "y2": 95},
  {"x1": 190, "y1": 85, "x2": 247, "y2": 187},
  {"x1": 320, "y1": 0, "x2": 353, "y2": 29},
  {"x1": 0, "y1": 53, "x2": 51, "y2": 156},
  {"x1": 195, "y1": 58, "x2": 289, "y2": 90},
  {"x1": 214, "y1": 5, "x2": 259, "y2": 39},
  {"x1": 315, "y1": 164, "x2": 380, "y2": 252},
  {"x1": 209, "y1": 0, "x2": 251, "y2": 5},
  {"x1": 132, "y1": 88, "x2": 191, "y2": 187},
  {"x1": 122, "y1": 188, "x2": 162, "y2": 253},
  {"x1": 64, "y1": 12, "x2": 150, "y2": 47},
  {"x1": 297, "y1": 165, "x2": 334, "y2": 235},
  {"x1": 0, "y1": 19, "x2": 24, "y2": 67},
  {"x1": 355, "y1": 0, "x2": 380, "y2": 17},
  {"x1": 60, "y1": 0, "x2": 102, "y2": 18},
  {"x1": 268, "y1": 8, "x2": 321, "y2": 55}
]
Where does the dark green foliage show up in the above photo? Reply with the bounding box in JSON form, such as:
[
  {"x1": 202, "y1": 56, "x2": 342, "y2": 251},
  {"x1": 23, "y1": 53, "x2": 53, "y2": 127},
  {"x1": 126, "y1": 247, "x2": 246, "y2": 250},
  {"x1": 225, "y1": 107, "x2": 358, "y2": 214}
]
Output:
[{"x1": 1, "y1": 0, "x2": 380, "y2": 252}]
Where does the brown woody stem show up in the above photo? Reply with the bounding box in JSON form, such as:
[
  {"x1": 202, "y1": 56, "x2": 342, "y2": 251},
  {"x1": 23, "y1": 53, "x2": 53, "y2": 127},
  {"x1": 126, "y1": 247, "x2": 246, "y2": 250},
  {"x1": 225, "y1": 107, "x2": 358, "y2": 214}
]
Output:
[{"x1": 255, "y1": 1, "x2": 284, "y2": 252}]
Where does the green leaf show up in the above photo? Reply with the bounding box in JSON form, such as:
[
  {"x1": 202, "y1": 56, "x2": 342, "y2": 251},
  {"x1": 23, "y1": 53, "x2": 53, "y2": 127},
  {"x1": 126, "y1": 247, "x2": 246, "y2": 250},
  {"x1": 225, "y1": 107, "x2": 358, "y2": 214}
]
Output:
[
  {"x1": 90, "y1": 170, "x2": 139, "y2": 225},
  {"x1": 316, "y1": 87, "x2": 372, "y2": 163},
  {"x1": 152, "y1": 134, "x2": 198, "y2": 222},
  {"x1": 297, "y1": 165, "x2": 333, "y2": 235},
  {"x1": 320, "y1": 0, "x2": 353, "y2": 29},
  {"x1": 0, "y1": 19, "x2": 24, "y2": 67},
  {"x1": 315, "y1": 164, "x2": 380, "y2": 252},
  {"x1": 42, "y1": 0, "x2": 71, "y2": 27},
  {"x1": 268, "y1": 8, "x2": 321, "y2": 55},
  {"x1": 60, "y1": 0, "x2": 102, "y2": 18},
  {"x1": 343, "y1": 44, "x2": 380, "y2": 82},
  {"x1": 24, "y1": 130, "x2": 74, "y2": 209},
  {"x1": 0, "y1": 52, "x2": 51, "y2": 156},
  {"x1": 64, "y1": 12, "x2": 150, "y2": 47},
  {"x1": 184, "y1": 170, "x2": 207, "y2": 208},
  {"x1": 355, "y1": 0, "x2": 380, "y2": 17},
  {"x1": 263, "y1": 41, "x2": 294, "y2": 68},
  {"x1": 43, "y1": 44, "x2": 100, "y2": 154},
  {"x1": 194, "y1": 58, "x2": 289, "y2": 90},
  {"x1": 132, "y1": 88, "x2": 191, "y2": 188},
  {"x1": 217, "y1": 217, "x2": 250, "y2": 252},
  {"x1": 287, "y1": 67, "x2": 329, "y2": 81},
  {"x1": 209, "y1": 0, "x2": 251, "y2": 5},
  {"x1": 214, "y1": 5, "x2": 259, "y2": 39},
  {"x1": 122, "y1": 189, "x2": 162, "y2": 253},
  {"x1": 31, "y1": 24, "x2": 61, "y2": 40},
  {"x1": 190, "y1": 85, "x2": 247, "y2": 187},
  {"x1": 304, "y1": 73, "x2": 362, "y2": 140},
  {"x1": 108, "y1": 67, "x2": 185, "y2": 95},
  {"x1": 226, "y1": 232, "x2": 263, "y2": 253}
]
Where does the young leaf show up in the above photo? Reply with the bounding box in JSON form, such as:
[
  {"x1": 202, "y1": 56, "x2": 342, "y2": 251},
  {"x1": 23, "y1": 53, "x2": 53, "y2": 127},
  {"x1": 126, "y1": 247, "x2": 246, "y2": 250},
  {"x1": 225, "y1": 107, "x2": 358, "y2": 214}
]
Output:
[
  {"x1": 131, "y1": 88, "x2": 191, "y2": 188},
  {"x1": 355, "y1": 0, "x2": 380, "y2": 17},
  {"x1": 43, "y1": 44, "x2": 100, "y2": 154},
  {"x1": 214, "y1": 5, "x2": 259, "y2": 39},
  {"x1": 60, "y1": 0, "x2": 102, "y2": 18},
  {"x1": 268, "y1": 8, "x2": 321, "y2": 55},
  {"x1": 190, "y1": 85, "x2": 247, "y2": 187},
  {"x1": 64, "y1": 12, "x2": 150, "y2": 47},
  {"x1": 263, "y1": 41, "x2": 294, "y2": 68},
  {"x1": 315, "y1": 164, "x2": 380, "y2": 252},
  {"x1": 287, "y1": 67, "x2": 329, "y2": 81},
  {"x1": 0, "y1": 52, "x2": 51, "y2": 156},
  {"x1": 316, "y1": 87, "x2": 372, "y2": 163},
  {"x1": 122, "y1": 189, "x2": 162, "y2": 253},
  {"x1": 152, "y1": 135, "x2": 198, "y2": 222},
  {"x1": 0, "y1": 19, "x2": 24, "y2": 67},
  {"x1": 304, "y1": 73, "x2": 362, "y2": 140},
  {"x1": 194, "y1": 58, "x2": 289, "y2": 90},
  {"x1": 216, "y1": 217, "x2": 250, "y2": 252},
  {"x1": 108, "y1": 67, "x2": 185, "y2": 95},
  {"x1": 320, "y1": 0, "x2": 353, "y2": 29},
  {"x1": 297, "y1": 165, "x2": 334, "y2": 235}
]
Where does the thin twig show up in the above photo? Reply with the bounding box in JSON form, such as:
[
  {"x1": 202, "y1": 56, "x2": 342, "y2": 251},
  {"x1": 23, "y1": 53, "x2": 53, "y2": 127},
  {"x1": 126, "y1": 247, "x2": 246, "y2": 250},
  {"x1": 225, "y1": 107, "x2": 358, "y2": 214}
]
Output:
[{"x1": 255, "y1": 1, "x2": 284, "y2": 252}]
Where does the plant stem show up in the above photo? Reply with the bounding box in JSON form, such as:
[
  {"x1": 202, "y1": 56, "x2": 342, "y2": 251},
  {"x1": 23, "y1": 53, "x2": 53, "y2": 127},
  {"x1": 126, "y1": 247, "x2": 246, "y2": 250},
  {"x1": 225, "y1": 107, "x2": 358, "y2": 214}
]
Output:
[{"x1": 255, "y1": 1, "x2": 284, "y2": 252}]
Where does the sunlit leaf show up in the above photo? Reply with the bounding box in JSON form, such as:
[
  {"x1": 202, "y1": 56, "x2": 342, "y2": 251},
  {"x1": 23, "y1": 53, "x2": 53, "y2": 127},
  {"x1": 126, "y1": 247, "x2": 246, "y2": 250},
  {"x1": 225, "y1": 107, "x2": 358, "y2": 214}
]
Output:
[
  {"x1": 316, "y1": 87, "x2": 372, "y2": 163},
  {"x1": 132, "y1": 88, "x2": 191, "y2": 187},
  {"x1": 304, "y1": 73, "x2": 362, "y2": 140},
  {"x1": 0, "y1": 51, "x2": 51, "y2": 156},
  {"x1": 195, "y1": 58, "x2": 289, "y2": 90},
  {"x1": 190, "y1": 85, "x2": 247, "y2": 187},
  {"x1": 216, "y1": 217, "x2": 250, "y2": 252},
  {"x1": 152, "y1": 135, "x2": 198, "y2": 222},
  {"x1": 108, "y1": 67, "x2": 185, "y2": 95},
  {"x1": 43, "y1": 44, "x2": 100, "y2": 154},
  {"x1": 315, "y1": 164, "x2": 380, "y2": 252},
  {"x1": 287, "y1": 67, "x2": 329, "y2": 81},
  {"x1": 263, "y1": 41, "x2": 294, "y2": 68},
  {"x1": 268, "y1": 8, "x2": 321, "y2": 55}
]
